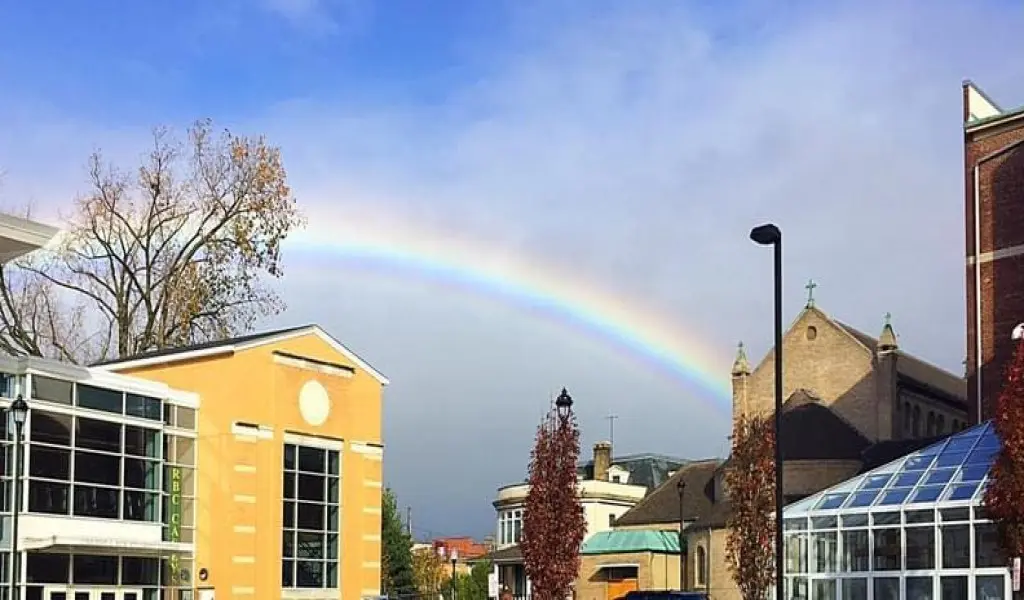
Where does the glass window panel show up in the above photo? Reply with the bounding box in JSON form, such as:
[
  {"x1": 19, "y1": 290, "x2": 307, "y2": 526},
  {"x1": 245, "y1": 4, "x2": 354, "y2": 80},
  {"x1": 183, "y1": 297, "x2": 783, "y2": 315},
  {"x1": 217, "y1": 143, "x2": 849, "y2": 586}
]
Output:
[
  {"x1": 910, "y1": 486, "x2": 945, "y2": 504},
  {"x1": 173, "y1": 437, "x2": 195, "y2": 465},
  {"x1": 175, "y1": 407, "x2": 196, "y2": 430},
  {"x1": 976, "y1": 431, "x2": 1000, "y2": 449},
  {"x1": 815, "y1": 494, "x2": 846, "y2": 509},
  {"x1": 941, "y1": 525, "x2": 970, "y2": 568},
  {"x1": 941, "y1": 508, "x2": 970, "y2": 522},
  {"x1": 874, "y1": 577, "x2": 899, "y2": 600},
  {"x1": 327, "y1": 451, "x2": 340, "y2": 475},
  {"x1": 840, "y1": 530, "x2": 869, "y2": 572},
  {"x1": 811, "y1": 579, "x2": 835, "y2": 600},
  {"x1": 327, "y1": 563, "x2": 338, "y2": 588},
  {"x1": 297, "y1": 502, "x2": 325, "y2": 530},
  {"x1": 906, "y1": 510, "x2": 934, "y2": 524},
  {"x1": 283, "y1": 531, "x2": 295, "y2": 557},
  {"x1": 925, "y1": 469, "x2": 956, "y2": 485},
  {"x1": 72, "y1": 485, "x2": 119, "y2": 518},
  {"x1": 31, "y1": 377, "x2": 73, "y2": 406},
  {"x1": 905, "y1": 455, "x2": 936, "y2": 470},
  {"x1": 784, "y1": 518, "x2": 807, "y2": 531},
  {"x1": 282, "y1": 560, "x2": 294, "y2": 588},
  {"x1": 297, "y1": 447, "x2": 326, "y2": 473},
  {"x1": 935, "y1": 452, "x2": 969, "y2": 469},
  {"x1": 296, "y1": 561, "x2": 324, "y2": 588},
  {"x1": 72, "y1": 554, "x2": 118, "y2": 584},
  {"x1": 810, "y1": 531, "x2": 836, "y2": 573},
  {"x1": 958, "y1": 464, "x2": 989, "y2": 482},
  {"x1": 947, "y1": 484, "x2": 979, "y2": 501},
  {"x1": 841, "y1": 579, "x2": 867, "y2": 600},
  {"x1": 124, "y1": 427, "x2": 160, "y2": 458},
  {"x1": 123, "y1": 490, "x2": 159, "y2": 521},
  {"x1": 975, "y1": 522, "x2": 1004, "y2": 568},
  {"x1": 327, "y1": 534, "x2": 338, "y2": 559},
  {"x1": 944, "y1": 436, "x2": 979, "y2": 453},
  {"x1": 76, "y1": 385, "x2": 123, "y2": 414},
  {"x1": 29, "y1": 446, "x2": 70, "y2": 480},
  {"x1": 975, "y1": 576, "x2": 1005, "y2": 600},
  {"x1": 785, "y1": 577, "x2": 807, "y2": 600},
  {"x1": 860, "y1": 474, "x2": 892, "y2": 489},
  {"x1": 784, "y1": 533, "x2": 807, "y2": 574},
  {"x1": 25, "y1": 552, "x2": 69, "y2": 583},
  {"x1": 30, "y1": 411, "x2": 73, "y2": 447},
  {"x1": 28, "y1": 480, "x2": 68, "y2": 514},
  {"x1": 163, "y1": 404, "x2": 173, "y2": 427},
  {"x1": 873, "y1": 512, "x2": 901, "y2": 526},
  {"x1": 327, "y1": 505, "x2": 339, "y2": 532},
  {"x1": 121, "y1": 557, "x2": 160, "y2": 585},
  {"x1": 878, "y1": 489, "x2": 911, "y2": 505},
  {"x1": 297, "y1": 474, "x2": 325, "y2": 502},
  {"x1": 75, "y1": 418, "x2": 121, "y2": 453},
  {"x1": 846, "y1": 491, "x2": 879, "y2": 508},
  {"x1": 284, "y1": 473, "x2": 295, "y2": 499},
  {"x1": 873, "y1": 529, "x2": 900, "y2": 570},
  {"x1": 906, "y1": 527, "x2": 935, "y2": 569},
  {"x1": 75, "y1": 451, "x2": 120, "y2": 486},
  {"x1": 893, "y1": 471, "x2": 926, "y2": 487},
  {"x1": 906, "y1": 576, "x2": 934, "y2": 600},
  {"x1": 940, "y1": 577, "x2": 967, "y2": 600},
  {"x1": 297, "y1": 532, "x2": 325, "y2": 559},
  {"x1": 811, "y1": 516, "x2": 836, "y2": 529},
  {"x1": 284, "y1": 445, "x2": 296, "y2": 470},
  {"x1": 125, "y1": 458, "x2": 160, "y2": 490},
  {"x1": 840, "y1": 514, "x2": 868, "y2": 527},
  {"x1": 125, "y1": 395, "x2": 162, "y2": 421},
  {"x1": 327, "y1": 477, "x2": 339, "y2": 503},
  {"x1": 283, "y1": 503, "x2": 295, "y2": 528},
  {"x1": 966, "y1": 446, "x2": 998, "y2": 466}
]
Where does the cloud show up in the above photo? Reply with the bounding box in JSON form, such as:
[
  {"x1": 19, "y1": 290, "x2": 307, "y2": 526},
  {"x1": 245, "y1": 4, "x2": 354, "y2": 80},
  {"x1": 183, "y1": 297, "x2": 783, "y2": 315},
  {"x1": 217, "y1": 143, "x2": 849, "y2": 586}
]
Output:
[
  {"x1": 257, "y1": 0, "x2": 372, "y2": 36},
  {"x1": 2, "y1": 0, "x2": 1024, "y2": 537}
]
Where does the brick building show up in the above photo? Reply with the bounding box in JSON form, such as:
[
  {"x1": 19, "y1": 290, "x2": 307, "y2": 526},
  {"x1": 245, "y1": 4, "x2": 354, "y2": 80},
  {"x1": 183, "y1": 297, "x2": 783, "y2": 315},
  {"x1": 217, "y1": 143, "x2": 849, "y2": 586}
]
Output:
[
  {"x1": 608, "y1": 300, "x2": 967, "y2": 600},
  {"x1": 963, "y1": 80, "x2": 1024, "y2": 424}
]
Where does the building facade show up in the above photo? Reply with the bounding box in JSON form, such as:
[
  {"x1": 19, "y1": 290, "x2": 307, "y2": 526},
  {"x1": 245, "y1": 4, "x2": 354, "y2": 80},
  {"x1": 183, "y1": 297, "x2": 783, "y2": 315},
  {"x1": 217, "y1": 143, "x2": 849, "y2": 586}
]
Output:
[
  {"x1": 1, "y1": 355, "x2": 198, "y2": 600},
  {"x1": 962, "y1": 80, "x2": 1024, "y2": 425},
  {"x1": 95, "y1": 326, "x2": 389, "y2": 600},
  {"x1": 486, "y1": 444, "x2": 686, "y2": 599}
]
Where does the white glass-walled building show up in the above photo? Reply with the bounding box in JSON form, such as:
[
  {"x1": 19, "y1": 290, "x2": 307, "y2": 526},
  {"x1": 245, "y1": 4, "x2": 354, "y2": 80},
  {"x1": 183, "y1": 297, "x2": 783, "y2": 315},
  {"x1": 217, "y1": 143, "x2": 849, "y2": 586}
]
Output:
[{"x1": 781, "y1": 421, "x2": 1008, "y2": 600}]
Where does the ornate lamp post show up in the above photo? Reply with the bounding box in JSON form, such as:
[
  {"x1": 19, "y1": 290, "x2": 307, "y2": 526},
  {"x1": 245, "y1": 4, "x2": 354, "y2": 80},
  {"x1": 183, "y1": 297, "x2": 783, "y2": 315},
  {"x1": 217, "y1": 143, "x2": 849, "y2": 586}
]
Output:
[
  {"x1": 8, "y1": 394, "x2": 28, "y2": 600},
  {"x1": 750, "y1": 223, "x2": 784, "y2": 600},
  {"x1": 450, "y1": 549, "x2": 459, "y2": 600},
  {"x1": 677, "y1": 478, "x2": 686, "y2": 590}
]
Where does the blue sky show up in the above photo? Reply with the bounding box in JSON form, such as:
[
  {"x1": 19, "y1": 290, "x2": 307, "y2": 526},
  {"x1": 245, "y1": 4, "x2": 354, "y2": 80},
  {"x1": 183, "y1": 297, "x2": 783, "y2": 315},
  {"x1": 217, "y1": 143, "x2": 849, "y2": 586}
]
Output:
[{"x1": 2, "y1": 0, "x2": 1024, "y2": 540}]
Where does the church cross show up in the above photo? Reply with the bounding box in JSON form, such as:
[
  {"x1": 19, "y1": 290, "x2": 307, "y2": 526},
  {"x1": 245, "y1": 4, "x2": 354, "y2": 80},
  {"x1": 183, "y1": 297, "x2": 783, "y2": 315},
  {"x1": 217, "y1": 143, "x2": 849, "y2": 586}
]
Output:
[{"x1": 805, "y1": 279, "x2": 818, "y2": 308}]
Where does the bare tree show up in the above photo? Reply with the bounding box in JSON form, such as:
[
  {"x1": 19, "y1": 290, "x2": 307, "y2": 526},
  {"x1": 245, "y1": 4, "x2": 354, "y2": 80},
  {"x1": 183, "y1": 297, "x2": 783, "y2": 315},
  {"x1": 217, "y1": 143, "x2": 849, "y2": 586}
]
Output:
[{"x1": 0, "y1": 119, "x2": 305, "y2": 363}]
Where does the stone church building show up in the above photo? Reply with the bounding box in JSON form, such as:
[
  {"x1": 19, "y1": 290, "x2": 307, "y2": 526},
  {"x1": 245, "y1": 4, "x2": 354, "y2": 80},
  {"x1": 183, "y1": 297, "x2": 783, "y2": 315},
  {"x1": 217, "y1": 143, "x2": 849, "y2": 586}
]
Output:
[{"x1": 609, "y1": 298, "x2": 967, "y2": 600}]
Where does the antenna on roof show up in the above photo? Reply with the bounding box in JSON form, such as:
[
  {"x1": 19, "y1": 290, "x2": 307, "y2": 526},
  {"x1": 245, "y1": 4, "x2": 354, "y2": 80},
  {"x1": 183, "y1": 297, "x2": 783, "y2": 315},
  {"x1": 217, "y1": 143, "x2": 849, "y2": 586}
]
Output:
[{"x1": 607, "y1": 414, "x2": 618, "y2": 448}]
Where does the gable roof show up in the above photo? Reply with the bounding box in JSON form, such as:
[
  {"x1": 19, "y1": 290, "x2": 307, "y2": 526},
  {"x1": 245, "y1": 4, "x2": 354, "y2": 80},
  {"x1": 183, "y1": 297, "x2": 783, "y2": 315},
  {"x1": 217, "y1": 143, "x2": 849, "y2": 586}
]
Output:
[
  {"x1": 91, "y1": 325, "x2": 389, "y2": 385},
  {"x1": 833, "y1": 320, "x2": 966, "y2": 404},
  {"x1": 784, "y1": 420, "x2": 997, "y2": 517},
  {"x1": 779, "y1": 391, "x2": 871, "y2": 461},
  {"x1": 613, "y1": 459, "x2": 721, "y2": 527},
  {"x1": 577, "y1": 453, "x2": 689, "y2": 492}
]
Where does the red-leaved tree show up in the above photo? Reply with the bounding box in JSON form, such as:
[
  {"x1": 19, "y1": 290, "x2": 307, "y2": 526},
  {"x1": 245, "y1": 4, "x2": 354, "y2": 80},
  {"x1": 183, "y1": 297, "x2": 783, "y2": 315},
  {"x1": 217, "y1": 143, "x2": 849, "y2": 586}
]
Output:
[
  {"x1": 725, "y1": 413, "x2": 776, "y2": 600},
  {"x1": 984, "y1": 338, "x2": 1024, "y2": 560},
  {"x1": 521, "y1": 388, "x2": 587, "y2": 600}
]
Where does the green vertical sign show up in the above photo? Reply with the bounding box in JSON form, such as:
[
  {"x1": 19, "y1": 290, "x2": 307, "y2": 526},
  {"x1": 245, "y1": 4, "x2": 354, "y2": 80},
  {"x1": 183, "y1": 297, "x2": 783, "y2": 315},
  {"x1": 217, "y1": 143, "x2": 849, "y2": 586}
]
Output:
[{"x1": 167, "y1": 466, "x2": 183, "y2": 585}]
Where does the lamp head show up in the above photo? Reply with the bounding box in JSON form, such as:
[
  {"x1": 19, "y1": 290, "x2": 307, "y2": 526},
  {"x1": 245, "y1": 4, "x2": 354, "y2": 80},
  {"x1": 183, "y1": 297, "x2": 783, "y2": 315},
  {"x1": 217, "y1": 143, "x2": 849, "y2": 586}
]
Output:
[
  {"x1": 10, "y1": 394, "x2": 28, "y2": 427},
  {"x1": 451, "y1": 548, "x2": 459, "y2": 562},
  {"x1": 749, "y1": 223, "x2": 781, "y2": 246},
  {"x1": 555, "y1": 388, "x2": 573, "y2": 418}
]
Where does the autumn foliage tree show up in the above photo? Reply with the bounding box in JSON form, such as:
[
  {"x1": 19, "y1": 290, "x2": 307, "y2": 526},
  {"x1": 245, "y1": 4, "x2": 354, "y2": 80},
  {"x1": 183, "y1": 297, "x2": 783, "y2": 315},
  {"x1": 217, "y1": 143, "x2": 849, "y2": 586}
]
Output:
[
  {"x1": 521, "y1": 388, "x2": 586, "y2": 600},
  {"x1": 725, "y1": 413, "x2": 776, "y2": 600},
  {"x1": 0, "y1": 119, "x2": 305, "y2": 363},
  {"x1": 412, "y1": 546, "x2": 446, "y2": 599},
  {"x1": 984, "y1": 338, "x2": 1024, "y2": 561}
]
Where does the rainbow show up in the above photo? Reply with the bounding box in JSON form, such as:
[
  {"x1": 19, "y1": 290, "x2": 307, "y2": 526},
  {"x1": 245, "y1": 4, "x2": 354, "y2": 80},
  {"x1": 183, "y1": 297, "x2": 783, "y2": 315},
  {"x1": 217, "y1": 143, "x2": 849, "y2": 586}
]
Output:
[{"x1": 286, "y1": 215, "x2": 732, "y2": 408}]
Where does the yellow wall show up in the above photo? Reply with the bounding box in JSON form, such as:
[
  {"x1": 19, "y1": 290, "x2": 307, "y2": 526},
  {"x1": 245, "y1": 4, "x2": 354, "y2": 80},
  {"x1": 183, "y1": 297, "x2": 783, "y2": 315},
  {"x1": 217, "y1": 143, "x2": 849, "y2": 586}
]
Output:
[
  {"x1": 576, "y1": 551, "x2": 680, "y2": 600},
  {"x1": 111, "y1": 330, "x2": 385, "y2": 600}
]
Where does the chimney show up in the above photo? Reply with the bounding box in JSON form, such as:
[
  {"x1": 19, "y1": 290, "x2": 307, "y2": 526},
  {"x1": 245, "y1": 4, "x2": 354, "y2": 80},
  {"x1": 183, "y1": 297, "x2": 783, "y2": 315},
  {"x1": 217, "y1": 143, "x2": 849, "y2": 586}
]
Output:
[{"x1": 593, "y1": 441, "x2": 612, "y2": 481}]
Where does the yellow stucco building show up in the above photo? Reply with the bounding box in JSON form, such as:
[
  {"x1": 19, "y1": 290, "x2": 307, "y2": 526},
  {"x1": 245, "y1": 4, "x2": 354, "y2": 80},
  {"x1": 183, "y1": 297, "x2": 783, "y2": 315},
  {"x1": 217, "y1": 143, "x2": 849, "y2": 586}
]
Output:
[{"x1": 96, "y1": 325, "x2": 388, "y2": 600}]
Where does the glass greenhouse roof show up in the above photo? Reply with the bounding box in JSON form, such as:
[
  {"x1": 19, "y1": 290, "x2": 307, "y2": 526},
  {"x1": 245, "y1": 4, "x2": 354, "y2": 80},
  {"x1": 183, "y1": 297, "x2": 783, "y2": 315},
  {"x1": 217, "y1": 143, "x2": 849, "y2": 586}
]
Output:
[{"x1": 784, "y1": 421, "x2": 999, "y2": 517}]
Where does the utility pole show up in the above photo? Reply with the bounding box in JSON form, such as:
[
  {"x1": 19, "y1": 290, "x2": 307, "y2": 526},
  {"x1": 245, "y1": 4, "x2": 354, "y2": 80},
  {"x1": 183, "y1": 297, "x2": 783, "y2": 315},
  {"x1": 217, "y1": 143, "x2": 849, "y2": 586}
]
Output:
[{"x1": 407, "y1": 506, "x2": 413, "y2": 537}]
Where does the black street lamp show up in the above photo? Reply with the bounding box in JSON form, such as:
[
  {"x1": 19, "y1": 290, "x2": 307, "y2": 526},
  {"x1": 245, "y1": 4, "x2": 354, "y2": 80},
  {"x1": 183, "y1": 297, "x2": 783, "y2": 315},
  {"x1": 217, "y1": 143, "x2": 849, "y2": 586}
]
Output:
[
  {"x1": 676, "y1": 478, "x2": 686, "y2": 591},
  {"x1": 8, "y1": 394, "x2": 28, "y2": 600},
  {"x1": 554, "y1": 388, "x2": 573, "y2": 420},
  {"x1": 450, "y1": 549, "x2": 459, "y2": 600},
  {"x1": 749, "y1": 223, "x2": 784, "y2": 600}
]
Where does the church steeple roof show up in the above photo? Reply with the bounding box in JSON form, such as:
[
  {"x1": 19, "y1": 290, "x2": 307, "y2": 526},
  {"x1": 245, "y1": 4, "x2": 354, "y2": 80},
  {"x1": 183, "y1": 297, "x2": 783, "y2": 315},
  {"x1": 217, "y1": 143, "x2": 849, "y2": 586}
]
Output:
[
  {"x1": 732, "y1": 341, "x2": 751, "y2": 376},
  {"x1": 878, "y1": 312, "x2": 898, "y2": 352}
]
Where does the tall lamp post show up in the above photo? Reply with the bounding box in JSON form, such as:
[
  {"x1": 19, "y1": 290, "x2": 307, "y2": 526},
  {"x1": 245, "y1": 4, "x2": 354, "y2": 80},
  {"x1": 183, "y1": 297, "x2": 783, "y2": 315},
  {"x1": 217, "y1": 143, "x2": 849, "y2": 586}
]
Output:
[
  {"x1": 8, "y1": 395, "x2": 28, "y2": 600},
  {"x1": 450, "y1": 549, "x2": 459, "y2": 600},
  {"x1": 749, "y1": 223, "x2": 784, "y2": 600},
  {"x1": 676, "y1": 478, "x2": 686, "y2": 591}
]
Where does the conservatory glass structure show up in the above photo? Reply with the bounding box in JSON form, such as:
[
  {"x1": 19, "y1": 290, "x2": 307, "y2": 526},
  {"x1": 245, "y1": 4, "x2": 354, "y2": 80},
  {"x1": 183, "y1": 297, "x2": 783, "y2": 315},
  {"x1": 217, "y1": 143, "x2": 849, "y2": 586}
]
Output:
[{"x1": 780, "y1": 421, "x2": 1008, "y2": 600}]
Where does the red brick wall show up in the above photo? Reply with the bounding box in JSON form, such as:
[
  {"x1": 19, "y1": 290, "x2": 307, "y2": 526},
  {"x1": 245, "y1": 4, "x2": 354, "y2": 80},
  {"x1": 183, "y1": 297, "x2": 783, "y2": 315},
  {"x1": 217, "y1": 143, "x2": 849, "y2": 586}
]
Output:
[{"x1": 965, "y1": 117, "x2": 1024, "y2": 423}]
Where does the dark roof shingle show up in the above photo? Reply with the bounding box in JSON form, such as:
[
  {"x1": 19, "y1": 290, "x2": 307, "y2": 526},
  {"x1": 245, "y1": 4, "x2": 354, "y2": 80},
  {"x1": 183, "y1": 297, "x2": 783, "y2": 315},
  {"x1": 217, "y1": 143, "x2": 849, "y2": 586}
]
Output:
[{"x1": 613, "y1": 459, "x2": 722, "y2": 527}]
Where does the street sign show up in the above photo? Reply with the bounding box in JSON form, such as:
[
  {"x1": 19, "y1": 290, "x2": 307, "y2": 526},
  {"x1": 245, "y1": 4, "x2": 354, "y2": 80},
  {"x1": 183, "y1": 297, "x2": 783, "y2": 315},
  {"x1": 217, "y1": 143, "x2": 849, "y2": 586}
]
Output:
[
  {"x1": 1013, "y1": 557, "x2": 1021, "y2": 592},
  {"x1": 488, "y1": 573, "x2": 499, "y2": 599}
]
